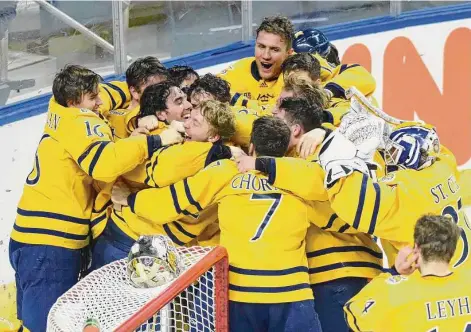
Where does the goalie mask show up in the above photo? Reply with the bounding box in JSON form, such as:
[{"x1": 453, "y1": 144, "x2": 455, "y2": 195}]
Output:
[
  {"x1": 127, "y1": 235, "x2": 183, "y2": 288},
  {"x1": 383, "y1": 122, "x2": 440, "y2": 170}
]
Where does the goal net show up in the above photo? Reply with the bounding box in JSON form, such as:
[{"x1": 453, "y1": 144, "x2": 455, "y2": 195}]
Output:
[{"x1": 47, "y1": 246, "x2": 229, "y2": 332}]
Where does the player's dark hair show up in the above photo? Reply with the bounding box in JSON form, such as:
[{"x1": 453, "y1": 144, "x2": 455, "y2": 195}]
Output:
[
  {"x1": 188, "y1": 74, "x2": 231, "y2": 104},
  {"x1": 256, "y1": 16, "x2": 294, "y2": 50},
  {"x1": 279, "y1": 97, "x2": 322, "y2": 133},
  {"x1": 169, "y1": 65, "x2": 199, "y2": 88},
  {"x1": 251, "y1": 116, "x2": 290, "y2": 157},
  {"x1": 326, "y1": 44, "x2": 341, "y2": 66},
  {"x1": 138, "y1": 82, "x2": 177, "y2": 119},
  {"x1": 126, "y1": 56, "x2": 168, "y2": 93},
  {"x1": 53, "y1": 64, "x2": 102, "y2": 107},
  {"x1": 414, "y1": 214, "x2": 461, "y2": 264},
  {"x1": 282, "y1": 53, "x2": 321, "y2": 82}
]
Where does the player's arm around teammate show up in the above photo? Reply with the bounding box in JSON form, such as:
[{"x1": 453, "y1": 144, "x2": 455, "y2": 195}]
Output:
[{"x1": 8, "y1": 65, "x2": 182, "y2": 332}]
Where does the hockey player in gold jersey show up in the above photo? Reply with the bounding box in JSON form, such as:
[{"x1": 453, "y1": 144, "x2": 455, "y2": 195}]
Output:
[
  {"x1": 237, "y1": 97, "x2": 383, "y2": 332},
  {"x1": 281, "y1": 54, "x2": 352, "y2": 126},
  {"x1": 265, "y1": 113, "x2": 470, "y2": 270},
  {"x1": 218, "y1": 16, "x2": 375, "y2": 112},
  {"x1": 112, "y1": 116, "x2": 324, "y2": 332},
  {"x1": 8, "y1": 65, "x2": 183, "y2": 332},
  {"x1": 103, "y1": 56, "x2": 169, "y2": 139},
  {"x1": 345, "y1": 214, "x2": 471, "y2": 332},
  {"x1": 91, "y1": 97, "x2": 237, "y2": 270}
]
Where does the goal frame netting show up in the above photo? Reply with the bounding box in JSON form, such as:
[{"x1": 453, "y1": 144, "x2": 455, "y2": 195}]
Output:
[
  {"x1": 47, "y1": 246, "x2": 229, "y2": 332},
  {"x1": 117, "y1": 246, "x2": 229, "y2": 331}
]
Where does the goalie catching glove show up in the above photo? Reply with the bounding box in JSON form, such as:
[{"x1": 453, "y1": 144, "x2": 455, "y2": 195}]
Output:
[
  {"x1": 127, "y1": 235, "x2": 183, "y2": 288},
  {"x1": 318, "y1": 131, "x2": 372, "y2": 188}
]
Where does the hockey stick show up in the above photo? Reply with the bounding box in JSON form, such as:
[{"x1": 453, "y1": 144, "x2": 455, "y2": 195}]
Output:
[{"x1": 345, "y1": 87, "x2": 412, "y2": 125}]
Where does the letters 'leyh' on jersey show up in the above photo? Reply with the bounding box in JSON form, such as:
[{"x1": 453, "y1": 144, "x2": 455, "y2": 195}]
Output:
[
  {"x1": 111, "y1": 141, "x2": 224, "y2": 246},
  {"x1": 11, "y1": 98, "x2": 149, "y2": 250},
  {"x1": 125, "y1": 159, "x2": 324, "y2": 303},
  {"x1": 344, "y1": 270, "x2": 471, "y2": 332},
  {"x1": 265, "y1": 153, "x2": 385, "y2": 284},
  {"x1": 218, "y1": 54, "x2": 376, "y2": 110}
]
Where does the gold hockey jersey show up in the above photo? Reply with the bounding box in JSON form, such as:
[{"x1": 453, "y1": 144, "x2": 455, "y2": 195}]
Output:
[
  {"x1": 11, "y1": 98, "x2": 149, "y2": 249},
  {"x1": 344, "y1": 270, "x2": 471, "y2": 332},
  {"x1": 218, "y1": 55, "x2": 376, "y2": 110},
  {"x1": 126, "y1": 160, "x2": 317, "y2": 303}
]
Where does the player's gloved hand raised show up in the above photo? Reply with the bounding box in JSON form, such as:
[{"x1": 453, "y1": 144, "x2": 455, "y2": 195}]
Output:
[
  {"x1": 159, "y1": 127, "x2": 184, "y2": 146},
  {"x1": 338, "y1": 111, "x2": 385, "y2": 162}
]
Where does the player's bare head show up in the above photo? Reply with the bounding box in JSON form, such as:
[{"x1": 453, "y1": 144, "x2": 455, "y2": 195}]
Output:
[
  {"x1": 274, "y1": 97, "x2": 322, "y2": 135},
  {"x1": 138, "y1": 81, "x2": 191, "y2": 123},
  {"x1": 188, "y1": 74, "x2": 231, "y2": 108},
  {"x1": 185, "y1": 100, "x2": 235, "y2": 143},
  {"x1": 255, "y1": 16, "x2": 294, "y2": 80},
  {"x1": 53, "y1": 64, "x2": 102, "y2": 111},
  {"x1": 169, "y1": 65, "x2": 199, "y2": 90},
  {"x1": 281, "y1": 74, "x2": 328, "y2": 109},
  {"x1": 257, "y1": 16, "x2": 294, "y2": 50},
  {"x1": 414, "y1": 214, "x2": 461, "y2": 265},
  {"x1": 126, "y1": 56, "x2": 168, "y2": 100},
  {"x1": 250, "y1": 116, "x2": 290, "y2": 157},
  {"x1": 282, "y1": 53, "x2": 321, "y2": 84}
]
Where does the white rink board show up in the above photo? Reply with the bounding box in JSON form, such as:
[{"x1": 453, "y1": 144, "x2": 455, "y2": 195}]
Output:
[{"x1": 1, "y1": 17, "x2": 471, "y2": 285}]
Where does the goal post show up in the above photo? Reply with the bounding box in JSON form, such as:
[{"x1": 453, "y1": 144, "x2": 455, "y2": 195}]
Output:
[{"x1": 47, "y1": 246, "x2": 229, "y2": 332}]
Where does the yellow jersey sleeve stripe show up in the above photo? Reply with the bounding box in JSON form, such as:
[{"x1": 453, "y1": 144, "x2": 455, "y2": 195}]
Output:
[
  {"x1": 163, "y1": 224, "x2": 186, "y2": 246},
  {"x1": 77, "y1": 141, "x2": 102, "y2": 166},
  {"x1": 91, "y1": 213, "x2": 107, "y2": 228},
  {"x1": 338, "y1": 223, "x2": 351, "y2": 233},
  {"x1": 145, "y1": 145, "x2": 173, "y2": 187},
  {"x1": 101, "y1": 85, "x2": 116, "y2": 109},
  {"x1": 353, "y1": 173, "x2": 368, "y2": 229},
  {"x1": 169, "y1": 184, "x2": 199, "y2": 218},
  {"x1": 309, "y1": 261, "x2": 383, "y2": 274},
  {"x1": 339, "y1": 64, "x2": 360, "y2": 74},
  {"x1": 92, "y1": 200, "x2": 112, "y2": 214},
  {"x1": 88, "y1": 141, "x2": 111, "y2": 176},
  {"x1": 104, "y1": 82, "x2": 127, "y2": 109},
  {"x1": 307, "y1": 245, "x2": 383, "y2": 259},
  {"x1": 17, "y1": 208, "x2": 89, "y2": 225},
  {"x1": 229, "y1": 265, "x2": 308, "y2": 275},
  {"x1": 173, "y1": 221, "x2": 197, "y2": 239},
  {"x1": 229, "y1": 282, "x2": 310, "y2": 293},
  {"x1": 320, "y1": 213, "x2": 338, "y2": 230},
  {"x1": 369, "y1": 183, "x2": 381, "y2": 234},
  {"x1": 13, "y1": 224, "x2": 88, "y2": 241},
  {"x1": 183, "y1": 178, "x2": 203, "y2": 211}
]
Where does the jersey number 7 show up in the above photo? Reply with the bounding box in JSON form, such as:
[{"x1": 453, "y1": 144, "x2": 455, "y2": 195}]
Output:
[{"x1": 250, "y1": 193, "x2": 282, "y2": 242}]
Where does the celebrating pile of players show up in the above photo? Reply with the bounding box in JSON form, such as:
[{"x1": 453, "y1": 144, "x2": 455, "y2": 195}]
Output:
[{"x1": 9, "y1": 15, "x2": 471, "y2": 332}]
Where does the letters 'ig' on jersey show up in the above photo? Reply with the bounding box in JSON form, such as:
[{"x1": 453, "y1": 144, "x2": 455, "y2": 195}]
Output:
[
  {"x1": 124, "y1": 160, "x2": 329, "y2": 304},
  {"x1": 344, "y1": 270, "x2": 471, "y2": 332}
]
